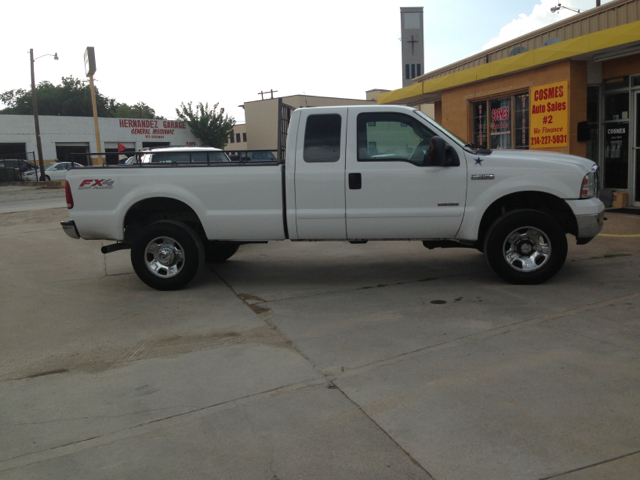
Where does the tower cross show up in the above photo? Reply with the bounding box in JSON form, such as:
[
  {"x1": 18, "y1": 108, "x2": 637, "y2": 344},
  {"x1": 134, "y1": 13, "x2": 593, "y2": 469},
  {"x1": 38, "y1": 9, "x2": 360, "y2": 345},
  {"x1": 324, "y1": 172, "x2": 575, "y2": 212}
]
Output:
[{"x1": 407, "y1": 35, "x2": 419, "y2": 55}]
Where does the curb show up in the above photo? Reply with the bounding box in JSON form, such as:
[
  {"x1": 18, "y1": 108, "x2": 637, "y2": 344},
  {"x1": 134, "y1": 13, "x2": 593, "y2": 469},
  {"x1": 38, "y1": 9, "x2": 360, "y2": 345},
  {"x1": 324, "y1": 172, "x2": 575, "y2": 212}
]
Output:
[{"x1": 0, "y1": 181, "x2": 64, "y2": 189}]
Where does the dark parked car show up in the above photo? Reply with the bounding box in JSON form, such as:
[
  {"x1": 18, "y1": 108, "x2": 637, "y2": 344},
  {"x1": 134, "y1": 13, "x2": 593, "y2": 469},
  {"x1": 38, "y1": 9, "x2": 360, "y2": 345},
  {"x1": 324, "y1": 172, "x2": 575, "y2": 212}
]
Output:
[{"x1": 0, "y1": 159, "x2": 38, "y2": 181}]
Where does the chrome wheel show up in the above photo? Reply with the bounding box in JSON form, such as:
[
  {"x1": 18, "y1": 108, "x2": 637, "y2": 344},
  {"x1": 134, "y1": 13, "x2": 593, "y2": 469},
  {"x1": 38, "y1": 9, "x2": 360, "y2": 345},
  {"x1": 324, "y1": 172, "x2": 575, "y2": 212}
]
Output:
[
  {"x1": 144, "y1": 236, "x2": 185, "y2": 278},
  {"x1": 503, "y1": 226, "x2": 551, "y2": 272}
]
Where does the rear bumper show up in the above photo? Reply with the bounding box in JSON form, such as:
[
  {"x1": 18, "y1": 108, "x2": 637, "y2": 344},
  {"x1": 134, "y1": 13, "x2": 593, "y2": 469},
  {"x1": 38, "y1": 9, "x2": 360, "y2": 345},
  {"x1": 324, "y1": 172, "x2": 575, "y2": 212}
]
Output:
[{"x1": 61, "y1": 220, "x2": 81, "y2": 239}]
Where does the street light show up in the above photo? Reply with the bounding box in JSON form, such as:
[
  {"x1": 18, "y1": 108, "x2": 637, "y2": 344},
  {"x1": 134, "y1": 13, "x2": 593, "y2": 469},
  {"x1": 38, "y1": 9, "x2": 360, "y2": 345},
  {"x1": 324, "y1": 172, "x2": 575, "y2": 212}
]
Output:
[
  {"x1": 550, "y1": 3, "x2": 581, "y2": 14},
  {"x1": 30, "y1": 49, "x2": 58, "y2": 181}
]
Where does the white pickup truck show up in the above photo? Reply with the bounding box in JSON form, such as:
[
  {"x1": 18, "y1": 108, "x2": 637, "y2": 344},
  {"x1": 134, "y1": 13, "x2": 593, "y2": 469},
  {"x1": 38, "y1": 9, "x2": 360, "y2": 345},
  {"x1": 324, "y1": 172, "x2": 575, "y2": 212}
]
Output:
[{"x1": 61, "y1": 105, "x2": 604, "y2": 290}]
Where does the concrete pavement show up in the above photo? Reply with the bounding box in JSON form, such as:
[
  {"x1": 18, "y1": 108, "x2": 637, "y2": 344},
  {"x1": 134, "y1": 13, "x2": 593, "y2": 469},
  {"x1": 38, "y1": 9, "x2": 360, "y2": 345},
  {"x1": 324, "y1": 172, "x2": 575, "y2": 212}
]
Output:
[
  {"x1": 0, "y1": 185, "x2": 66, "y2": 213},
  {"x1": 0, "y1": 201, "x2": 639, "y2": 479}
]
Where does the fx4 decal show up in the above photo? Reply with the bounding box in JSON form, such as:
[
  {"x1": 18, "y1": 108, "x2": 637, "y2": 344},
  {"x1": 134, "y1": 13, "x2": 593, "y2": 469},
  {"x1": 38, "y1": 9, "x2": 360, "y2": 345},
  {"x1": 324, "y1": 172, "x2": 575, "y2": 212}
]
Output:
[{"x1": 79, "y1": 179, "x2": 115, "y2": 190}]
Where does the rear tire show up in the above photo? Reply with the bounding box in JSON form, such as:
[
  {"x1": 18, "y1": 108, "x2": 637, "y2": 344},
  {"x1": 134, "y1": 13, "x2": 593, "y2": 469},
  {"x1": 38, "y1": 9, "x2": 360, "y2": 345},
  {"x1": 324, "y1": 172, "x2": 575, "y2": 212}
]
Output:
[
  {"x1": 205, "y1": 242, "x2": 240, "y2": 263},
  {"x1": 131, "y1": 220, "x2": 204, "y2": 290},
  {"x1": 484, "y1": 209, "x2": 567, "y2": 285}
]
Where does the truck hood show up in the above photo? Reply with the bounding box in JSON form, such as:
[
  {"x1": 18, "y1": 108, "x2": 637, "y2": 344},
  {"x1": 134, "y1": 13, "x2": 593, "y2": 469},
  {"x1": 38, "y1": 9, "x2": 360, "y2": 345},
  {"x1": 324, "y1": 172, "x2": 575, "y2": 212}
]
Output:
[{"x1": 480, "y1": 149, "x2": 595, "y2": 173}]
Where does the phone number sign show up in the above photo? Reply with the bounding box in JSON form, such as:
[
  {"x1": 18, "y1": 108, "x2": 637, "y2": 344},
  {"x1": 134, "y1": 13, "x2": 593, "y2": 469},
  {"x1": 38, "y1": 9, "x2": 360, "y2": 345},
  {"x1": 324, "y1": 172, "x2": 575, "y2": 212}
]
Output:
[{"x1": 530, "y1": 81, "x2": 568, "y2": 149}]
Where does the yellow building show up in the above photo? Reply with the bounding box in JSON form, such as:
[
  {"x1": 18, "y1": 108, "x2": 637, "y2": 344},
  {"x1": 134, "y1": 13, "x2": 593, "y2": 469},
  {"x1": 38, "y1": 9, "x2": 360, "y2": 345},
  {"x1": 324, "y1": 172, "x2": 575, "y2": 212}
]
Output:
[{"x1": 379, "y1": 0, "x2": 640, "y2": 207}]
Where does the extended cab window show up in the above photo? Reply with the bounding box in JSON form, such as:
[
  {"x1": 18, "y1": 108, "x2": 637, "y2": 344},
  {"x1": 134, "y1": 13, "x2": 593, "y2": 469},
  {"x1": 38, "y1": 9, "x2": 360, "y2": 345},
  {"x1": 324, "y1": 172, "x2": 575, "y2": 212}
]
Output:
[
  {"x1": 357, "y1": 113, "x2": 435, "y2": 166},
  {"x1": 151, "y1": 152, "x2": 191, "y2": 163},
  {"x1": 208, "y1": 152, "x2": 230, "y2": 162},
  {"x1": 191, "y1": 152, "x2": 208, "y2": 163},
  {"x1": 303, "y1": 114, "x2": 341, "y2": 163},
  {"x1": 150, "y1": 151, "x2": 230, "y2": 163}
]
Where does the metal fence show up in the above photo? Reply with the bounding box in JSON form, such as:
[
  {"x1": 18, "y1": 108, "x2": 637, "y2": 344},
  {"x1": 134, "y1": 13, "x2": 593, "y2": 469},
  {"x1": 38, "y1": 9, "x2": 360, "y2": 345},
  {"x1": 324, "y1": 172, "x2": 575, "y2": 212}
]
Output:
[{"x1": 71, "y1": 149, "x2": 282, "y2": 167}]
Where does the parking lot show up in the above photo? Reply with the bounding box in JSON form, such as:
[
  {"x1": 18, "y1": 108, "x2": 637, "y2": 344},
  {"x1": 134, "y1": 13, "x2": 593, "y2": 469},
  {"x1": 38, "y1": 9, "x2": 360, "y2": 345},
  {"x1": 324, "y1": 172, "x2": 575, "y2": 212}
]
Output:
[{"x1": 1, "y1": 188, "x2": 639, "y2": 480}]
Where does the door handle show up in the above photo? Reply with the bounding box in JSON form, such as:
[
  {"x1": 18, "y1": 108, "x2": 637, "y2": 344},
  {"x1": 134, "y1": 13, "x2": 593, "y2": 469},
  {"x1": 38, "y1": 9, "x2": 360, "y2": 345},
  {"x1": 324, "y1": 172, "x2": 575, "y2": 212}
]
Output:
[{"x1": 349, "y1": 173, "x2": 362, "y2": 190}]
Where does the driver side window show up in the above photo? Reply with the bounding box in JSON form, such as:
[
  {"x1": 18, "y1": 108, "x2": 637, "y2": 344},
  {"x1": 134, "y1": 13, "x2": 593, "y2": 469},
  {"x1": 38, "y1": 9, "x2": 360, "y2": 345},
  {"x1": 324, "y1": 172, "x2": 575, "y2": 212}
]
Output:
[{"x1": 357, "y1": 113, "x2": 435, "y2": 166}]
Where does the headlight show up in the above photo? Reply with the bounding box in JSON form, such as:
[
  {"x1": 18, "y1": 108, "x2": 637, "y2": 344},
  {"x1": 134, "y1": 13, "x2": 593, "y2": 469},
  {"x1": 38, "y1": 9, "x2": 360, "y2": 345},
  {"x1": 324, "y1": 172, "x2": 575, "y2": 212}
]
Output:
[{"x1": 580, "y1": 164, "x2": 598, "y2": 199}]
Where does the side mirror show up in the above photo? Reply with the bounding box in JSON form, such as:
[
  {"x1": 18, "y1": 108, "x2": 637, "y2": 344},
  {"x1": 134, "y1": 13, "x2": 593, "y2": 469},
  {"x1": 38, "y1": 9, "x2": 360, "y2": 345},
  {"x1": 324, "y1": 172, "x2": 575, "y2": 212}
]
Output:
[
  {"x1": 427, "y1": 137, "x2": 446, "y2": 166},
  {"x1": 426, "y1": 136, "x2": 460, "y2": 167},
  {"x1": 444, "y1": 145, "x2": 460, "y2": 167}
]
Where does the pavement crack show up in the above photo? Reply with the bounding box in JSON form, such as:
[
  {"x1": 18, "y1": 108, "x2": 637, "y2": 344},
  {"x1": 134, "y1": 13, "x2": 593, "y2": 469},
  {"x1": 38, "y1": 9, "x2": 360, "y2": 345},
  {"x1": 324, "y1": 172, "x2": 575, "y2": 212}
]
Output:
[
  {"x1": 328, "y1": 291, "x2": 640, "y2": 380},
  {"x1": 0, "y1": 378, "x2": 327, "y2": 473},
  {"x1": 539, "y1": 449, "x2": 640, "y2": 479},
  {"x1": 2, "y1": 407, "x2": 187, "y2": 427},
  {"x1": 208, "y1": 267, "x2": 313, "y2": 365},
  {"x1": 327, "y1": 380, "x2": 435, "y2": 479}
]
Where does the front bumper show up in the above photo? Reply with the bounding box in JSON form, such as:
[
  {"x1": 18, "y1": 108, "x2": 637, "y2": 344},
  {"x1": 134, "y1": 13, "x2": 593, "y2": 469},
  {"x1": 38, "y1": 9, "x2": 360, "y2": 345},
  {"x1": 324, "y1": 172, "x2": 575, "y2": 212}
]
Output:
[
  {"x1": 575, "y1": 210, "x2": 604, "y2": 244},
  {"x1": 566, "y1": 198, "x2": 605, "y2": 245},
  {"x1": 61, "y1": 220, "x2": 81, "y2": 239}
]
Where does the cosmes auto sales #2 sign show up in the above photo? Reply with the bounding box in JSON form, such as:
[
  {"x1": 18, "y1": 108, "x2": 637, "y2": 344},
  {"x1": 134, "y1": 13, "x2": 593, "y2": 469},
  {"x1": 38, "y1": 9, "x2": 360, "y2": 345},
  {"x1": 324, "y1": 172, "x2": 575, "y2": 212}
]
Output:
[{"x1": 529, "y1": 81, "x2": 568, "y2": 149}]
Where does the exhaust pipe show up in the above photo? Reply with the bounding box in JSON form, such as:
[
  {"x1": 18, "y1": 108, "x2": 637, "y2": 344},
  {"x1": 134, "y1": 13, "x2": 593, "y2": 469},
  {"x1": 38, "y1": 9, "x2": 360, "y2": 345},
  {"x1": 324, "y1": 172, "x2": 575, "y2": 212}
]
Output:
[{"x1": 101, "y1": 243, "x2": 131, "y2": 254}]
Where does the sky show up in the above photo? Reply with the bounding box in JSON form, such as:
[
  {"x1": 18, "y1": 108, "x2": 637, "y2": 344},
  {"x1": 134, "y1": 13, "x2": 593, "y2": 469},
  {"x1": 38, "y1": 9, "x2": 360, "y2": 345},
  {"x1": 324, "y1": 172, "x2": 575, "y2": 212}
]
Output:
[{"x1": 1, "y1": 0, "x2": 614, "y2": 123}]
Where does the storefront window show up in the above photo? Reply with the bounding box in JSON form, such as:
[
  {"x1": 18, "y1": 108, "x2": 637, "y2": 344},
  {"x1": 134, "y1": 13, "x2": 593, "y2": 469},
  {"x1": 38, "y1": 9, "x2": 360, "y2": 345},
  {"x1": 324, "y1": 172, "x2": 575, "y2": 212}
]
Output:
[
  {"x1": 514, "y1": 93, "x2": 529, "y2": 149},
  {"x1": 604, "y1": 122, "x2": 628, "y2": 189},
  {"x1": 472, "y1": 102, "x2": 487, "y2": 148},
  {"x1": 490, "y1": 97, "x2": 512, "y2": 149},
  {"x1": 635, "y1": 92, "x2": 640, "y2": 202},
  {"x1": 586, "y1": 86, "x2": 599, "y2": 163},
  {"x1": 472, "y1": 94, "x2": 529, "y2": 149},
  {"x1": 604, "y1": 76, "x2": 629, "y2": 91},
  {"x1": 604, "y1": 93, "x2": 629, "y2": 121}
]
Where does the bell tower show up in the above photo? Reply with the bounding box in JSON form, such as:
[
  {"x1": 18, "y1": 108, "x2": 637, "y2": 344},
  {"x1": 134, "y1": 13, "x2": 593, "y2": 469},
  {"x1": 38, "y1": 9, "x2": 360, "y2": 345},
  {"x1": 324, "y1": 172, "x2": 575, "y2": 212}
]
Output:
[{"x1": 400, "y1": 7, "x2": 424, "y2": 88}]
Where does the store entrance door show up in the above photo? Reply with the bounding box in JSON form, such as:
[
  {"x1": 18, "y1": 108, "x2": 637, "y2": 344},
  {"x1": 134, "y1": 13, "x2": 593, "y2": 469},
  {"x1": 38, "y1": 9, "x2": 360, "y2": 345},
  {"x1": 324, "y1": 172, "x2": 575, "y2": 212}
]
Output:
[{"x1": 635, "y1": 91, "x2": 640, "y2": 206}]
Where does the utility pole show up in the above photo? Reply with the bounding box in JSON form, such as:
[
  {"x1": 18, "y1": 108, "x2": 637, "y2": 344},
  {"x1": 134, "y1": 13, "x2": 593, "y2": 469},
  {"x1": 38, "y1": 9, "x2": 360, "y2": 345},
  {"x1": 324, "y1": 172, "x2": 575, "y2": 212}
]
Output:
[
  {"x1": 30, "y1": 49, "x2": 46, "y2": 181},
  {"x1": 85, "y1": 47, "x2": 103, "y2": 165}
]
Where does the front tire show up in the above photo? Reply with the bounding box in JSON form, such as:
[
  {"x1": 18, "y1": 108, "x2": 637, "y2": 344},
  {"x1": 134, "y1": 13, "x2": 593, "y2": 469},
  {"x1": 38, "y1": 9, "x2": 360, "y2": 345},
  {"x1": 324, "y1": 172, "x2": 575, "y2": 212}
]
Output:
[
  {"x1": 483, "y1": 210, "x2": 567, "y2": 285},
  {"x1": 131, "y1": 221, "x2": 204, "y2": 290}
]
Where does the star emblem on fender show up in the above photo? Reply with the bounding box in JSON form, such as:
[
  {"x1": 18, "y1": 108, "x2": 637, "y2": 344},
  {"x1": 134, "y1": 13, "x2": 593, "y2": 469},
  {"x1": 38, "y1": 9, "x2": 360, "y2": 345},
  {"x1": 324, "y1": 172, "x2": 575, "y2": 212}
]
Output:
[{"x1": 474, "y1": 157, "x2": 483, "y2": 165}]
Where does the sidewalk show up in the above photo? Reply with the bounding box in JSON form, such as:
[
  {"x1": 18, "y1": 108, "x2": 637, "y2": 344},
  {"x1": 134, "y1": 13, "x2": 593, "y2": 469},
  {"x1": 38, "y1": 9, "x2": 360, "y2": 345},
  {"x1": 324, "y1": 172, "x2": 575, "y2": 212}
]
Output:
[{"x1": 601, "y1": 209, "x2": 640, "y2": 236}]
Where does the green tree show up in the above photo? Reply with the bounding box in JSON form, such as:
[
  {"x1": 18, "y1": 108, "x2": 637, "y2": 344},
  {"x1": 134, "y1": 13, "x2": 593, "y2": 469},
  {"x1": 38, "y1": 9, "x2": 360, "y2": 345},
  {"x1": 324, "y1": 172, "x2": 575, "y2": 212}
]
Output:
[
  {"x1": 0, "y1": 76, "x2": 117, "y2": 117},
  {"x1": 175, "y1": 102, "x2": 235, "y2": 148},
  {"x1": 113, "y1": 102, "x2": 160, "y2": 119},
  {"x1": 0, "y1": 76, "x2": 162, "y2": 119}
]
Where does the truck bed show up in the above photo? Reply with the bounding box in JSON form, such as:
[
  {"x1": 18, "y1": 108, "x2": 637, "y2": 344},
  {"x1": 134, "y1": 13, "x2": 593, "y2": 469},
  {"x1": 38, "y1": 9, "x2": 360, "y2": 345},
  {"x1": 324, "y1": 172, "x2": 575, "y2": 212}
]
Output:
[{"x1": 66, "y1": 162, "x2": 286, "y2": 242}]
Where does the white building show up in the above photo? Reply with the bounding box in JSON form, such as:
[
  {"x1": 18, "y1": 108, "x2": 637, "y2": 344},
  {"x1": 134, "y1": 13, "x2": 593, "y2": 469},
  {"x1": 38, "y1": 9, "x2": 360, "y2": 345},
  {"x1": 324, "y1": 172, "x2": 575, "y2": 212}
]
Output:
[{"x1": 0, "y1": 115, "x2": 200, "y2": 165}]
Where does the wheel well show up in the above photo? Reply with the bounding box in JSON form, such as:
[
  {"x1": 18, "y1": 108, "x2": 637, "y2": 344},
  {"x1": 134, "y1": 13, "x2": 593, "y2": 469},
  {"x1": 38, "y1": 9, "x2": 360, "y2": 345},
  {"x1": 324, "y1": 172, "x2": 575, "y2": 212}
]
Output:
[
  {"x1": 477, "y1": 192, "x2": 577, "y2": 246},
  {"x1": 123, "y1": 198, "x2": 204, "y2": 243}
]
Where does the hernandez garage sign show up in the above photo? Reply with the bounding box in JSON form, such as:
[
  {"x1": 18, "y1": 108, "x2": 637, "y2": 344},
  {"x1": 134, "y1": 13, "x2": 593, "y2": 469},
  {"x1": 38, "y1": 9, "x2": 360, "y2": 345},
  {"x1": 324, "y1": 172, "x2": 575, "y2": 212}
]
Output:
[
  {"x1": 118, "y1": 119, "x2": 187, "y2": 139},
  {"x1": 529, "y1": 81, "x2": 568, "y2": 149}
]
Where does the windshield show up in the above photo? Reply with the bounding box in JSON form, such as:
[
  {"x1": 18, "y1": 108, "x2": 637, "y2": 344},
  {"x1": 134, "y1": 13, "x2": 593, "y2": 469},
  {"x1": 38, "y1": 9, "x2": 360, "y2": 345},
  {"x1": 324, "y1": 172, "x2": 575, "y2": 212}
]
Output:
[
  {"x1": 413, "y1": 110, "x2": 467, "y2": 148},
  {"x1": 45, "y1": 163, "x2": 57, "y2": 170}
]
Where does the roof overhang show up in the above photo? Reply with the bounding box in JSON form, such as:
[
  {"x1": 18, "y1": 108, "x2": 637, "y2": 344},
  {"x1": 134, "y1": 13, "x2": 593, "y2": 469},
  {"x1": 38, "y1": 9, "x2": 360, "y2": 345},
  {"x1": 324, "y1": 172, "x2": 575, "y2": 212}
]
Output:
[{"x1": 379, "y1": 20, "x2": 640, "y2": 106}]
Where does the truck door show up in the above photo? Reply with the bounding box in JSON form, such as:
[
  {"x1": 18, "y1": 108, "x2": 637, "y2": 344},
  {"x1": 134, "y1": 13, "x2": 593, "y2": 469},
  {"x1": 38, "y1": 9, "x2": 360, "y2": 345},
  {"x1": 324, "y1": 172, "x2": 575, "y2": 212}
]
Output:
[
  {"x1": 293, "y1": 109, "x2": 347, "y2": 240},
  {"x1": 345, "y1": 109, "x2": 467, "y2": 240}
]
